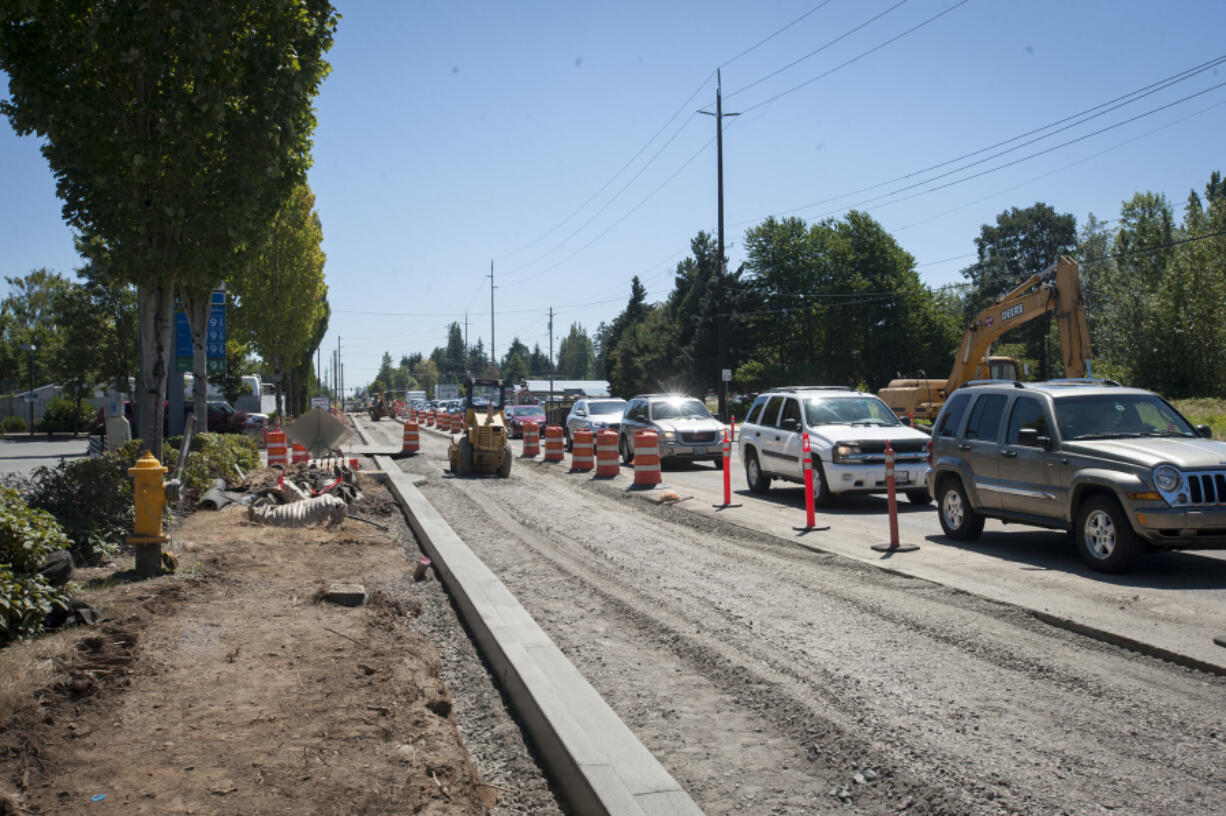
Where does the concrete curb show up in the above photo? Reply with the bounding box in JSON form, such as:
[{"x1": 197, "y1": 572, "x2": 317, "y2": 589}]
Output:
[{"x1": 373, "y1": 455, "x2": 703, "y2": 816}]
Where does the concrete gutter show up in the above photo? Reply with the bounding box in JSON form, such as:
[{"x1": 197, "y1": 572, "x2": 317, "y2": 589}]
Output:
[{"x1": 346, "y1": 414, "x2": 701, "y2": 815}]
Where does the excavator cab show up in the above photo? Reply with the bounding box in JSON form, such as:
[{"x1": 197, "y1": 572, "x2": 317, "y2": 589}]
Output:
[{"x1": 447, "y1": 378, "x2": 512, "y2": 477}]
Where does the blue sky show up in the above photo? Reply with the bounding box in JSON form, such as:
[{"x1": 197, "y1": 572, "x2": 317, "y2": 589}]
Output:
[{"x1": 3, "y1": 0, "x2": 1225, "y2": 390}]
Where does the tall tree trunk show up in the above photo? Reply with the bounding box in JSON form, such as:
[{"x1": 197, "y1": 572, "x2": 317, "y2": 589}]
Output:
[{"x1": 137, "y1": 281, "x2": 175, "y2": 460}]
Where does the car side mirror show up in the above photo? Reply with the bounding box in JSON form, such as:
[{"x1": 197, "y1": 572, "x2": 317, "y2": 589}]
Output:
[
  {"x1": 576, "y1": 409, "x2": 586, "y2": 417},
  {"x1": 1016, "y1": 428, "x2": 1052, "y2": 449},
  {"x1": 901, "y1": 415, "x2": 913, "y2": 426},
  {"x1": 1197, "y1": 424, "x2": 1213, "y2": 438},
  {"x1": 780, "y1": 418, "x2": 800, "y2": 432}
]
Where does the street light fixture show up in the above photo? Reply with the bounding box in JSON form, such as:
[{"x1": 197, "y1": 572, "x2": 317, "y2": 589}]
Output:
[{"x1": 19, "y1": 344, "x2": 35, "y2": 437}]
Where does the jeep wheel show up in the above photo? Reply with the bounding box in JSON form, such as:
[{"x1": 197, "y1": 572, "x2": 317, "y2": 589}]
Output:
[
  {"x1": 905, "y1": 489, "x2": 932, "y2": 506},
  {"x1": 620, "y1": 435, "x2": 634, "y2": 466},
  {"x1": 812, "y1": 460, "x2": 835, "y2": 507},
  {"x1": 1076, "y1": 495, "x2": 1141, "y2": 573},
  {"x1": 564, "y1": 429, "x2": 573, "y2": 452},
  {"x1": 745, "y1": 450, "x2": 771, "y2": 494},
  {"x1": 937, "y1": 479, "x2": 984, "y2": 541}
]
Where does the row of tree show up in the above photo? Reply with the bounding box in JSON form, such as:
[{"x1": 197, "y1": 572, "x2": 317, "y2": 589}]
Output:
[{"x1": 374, "y1": 171, "x2": 1225, "y2": 405}]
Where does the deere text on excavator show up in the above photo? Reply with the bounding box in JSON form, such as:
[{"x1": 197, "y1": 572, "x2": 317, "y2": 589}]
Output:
[
  {"x1": 447, "y1": 377, "x2": 513, "y2": 477},
  {"x1": 879, "y1": 255, "x2": 1092, "y2": 422}
]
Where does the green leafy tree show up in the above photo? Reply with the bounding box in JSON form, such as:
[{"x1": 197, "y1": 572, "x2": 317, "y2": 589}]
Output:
[
  {"x1": 443, "y1": 323, "x2": 465, "y2": 381},
  {"x1": 0, "y1": 1, "x2": 338, "y2": 456},
  {"x1": 414, "y1": 357, "x2": 440, "y2": 397},
  {"x1": 598, "y1": 277, "x2": 648, "y2": 379},
  {"x1": 528, "y1": 344, "x2": 550, "y2": 378},
  {"x1": 557, "y1": 323, "x2": 594, "y2": 379},
  {"x1": 1, "y1": 269, "x2": 70, "y2": 392}
]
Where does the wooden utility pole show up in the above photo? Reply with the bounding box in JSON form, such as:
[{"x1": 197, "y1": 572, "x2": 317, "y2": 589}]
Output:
[
  {"x1": 699, "y1": 70, "x2": 738, "y2": 420},
  {"x1": 488, "y1": 260, "x2": 496, "y2": 370}
]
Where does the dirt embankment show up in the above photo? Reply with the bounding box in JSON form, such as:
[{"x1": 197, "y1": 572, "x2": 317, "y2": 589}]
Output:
[{"x1": 0, "y1": 473, "x2": 564, "y2": 816}]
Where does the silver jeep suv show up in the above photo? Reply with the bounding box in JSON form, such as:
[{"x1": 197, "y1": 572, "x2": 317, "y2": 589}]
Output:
[{"x1": 927, "y1": 379, "x2": 1226, "y2": 572}]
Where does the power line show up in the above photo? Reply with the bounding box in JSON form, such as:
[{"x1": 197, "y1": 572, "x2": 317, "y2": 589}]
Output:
[{"x1": 719, "y1": 0, "x2": 839, "y2": 69}]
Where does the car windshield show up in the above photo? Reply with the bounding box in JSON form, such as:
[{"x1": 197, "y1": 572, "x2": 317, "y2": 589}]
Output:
[
  {"x1": 208, "y1": 401, "x2": 236, "y2": 414},
  {"x1": 805, "y1": 396, "x2": 899, "y2": 426},
  {"x1": 1054, "y1": 394, "x2": 1197, "y2": 439},
  {"x1": 469, "y1": 383, "x2": 501, "y2": 407},
  {"x1": 515, "y1": 406, "x2": 545, "y2": 417},
  {"x1": 587, "y1": 400, "x2": 625, "y2": 415},
  {"x1": 651, "y1": 398, "x2": 710, "y2": 420}
]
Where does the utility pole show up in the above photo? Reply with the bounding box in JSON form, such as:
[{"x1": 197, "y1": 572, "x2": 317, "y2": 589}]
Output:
[
  {"x1": 488, "y1": 260, "x2": 496, "y2": 373},
  {"x1": 337, "y1": 335, "x2": 343, "y2": 412},
  {"x1": 699, "y1": 69, "x2": 738, "y2": 420},
  {"x1": 548, "y1": 307, "x2": 554, "y2": 410}
]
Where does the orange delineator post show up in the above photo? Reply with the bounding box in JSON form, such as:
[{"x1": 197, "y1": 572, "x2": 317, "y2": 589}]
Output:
[
  {"x1": 793, "y1": 432, "x2": 830, "y2": 533},
  {"x1": 872, "y1": 439, "x2": 918, "y2": 553},
  {"x1": 266, "y1": 430, "x2": 289, "y2": 468},
  {"x1": 402, "y1": 420, "x2": 420, "y2": 454},
  {"x1": 711, "y1": 427, "x2": 741, "y2": 509},
  {"x1": 522, "y1": 422, "x2": 540, "y2": 457},
  {"x1": 594, "y1": 429, "x2": 619, "y2": 477},
  {"x1": 570, "y1": 428, "x2": 595, "y2": 472},
  {"x1": 630, "y1": 429, "x2": 662, "y2": 488},
  {"x1": 543, "y1": 425, "x2": 565, "y2": 462}
]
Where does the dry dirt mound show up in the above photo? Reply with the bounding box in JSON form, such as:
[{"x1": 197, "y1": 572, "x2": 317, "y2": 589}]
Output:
[{"x1": 0, "y1": 478, "x2": 498, "y2": 815}]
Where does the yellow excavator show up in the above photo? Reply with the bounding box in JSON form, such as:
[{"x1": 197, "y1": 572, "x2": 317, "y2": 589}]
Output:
[
  {"x1": 879, "y1": 255, "x2": 1092, "y2": 421},
  {"x1": 448, "y1": 377, "x2": 512, "y2": 477}
]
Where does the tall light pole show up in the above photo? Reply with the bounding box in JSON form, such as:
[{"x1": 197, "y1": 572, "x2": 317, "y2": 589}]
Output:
[
  {"x1": 699, "y1": 69, "x2": 738, "y2": 420},
  {"x1": 20, "y1": 344, "x2": 36, "y2": 437}
]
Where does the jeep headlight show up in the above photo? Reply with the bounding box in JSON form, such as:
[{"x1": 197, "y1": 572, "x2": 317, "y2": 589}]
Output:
[
  {"x1": 659, "y1": 430, "x2": 676, "y2": 442},
  {"x1": 1153, "y1": 464, "x2": 1181, "y2": 492},
  {"x1": 833, "y1": 444, "x2": 859, "y2": 462}
]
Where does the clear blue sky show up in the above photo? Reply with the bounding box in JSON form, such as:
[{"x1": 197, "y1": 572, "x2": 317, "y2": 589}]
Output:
[{"x1": 3, "y1": 0, "x2": 1225, "y2": 390}]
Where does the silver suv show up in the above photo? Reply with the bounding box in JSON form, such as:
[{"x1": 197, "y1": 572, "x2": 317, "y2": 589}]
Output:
[
  {"x1": 738, "y1": 386, "x2": 932, "y2": 505},
  {"x1": 927, "y1": 379, "x2": 1226, "y2": 572},
  {"x1": 619, "y1": 394, "x2": 725, "y2": 466}
]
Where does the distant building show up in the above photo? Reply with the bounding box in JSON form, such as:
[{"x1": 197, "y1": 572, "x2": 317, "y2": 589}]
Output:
[{"x1": 516, "y1": 379, "x2": 612, "y2": 403}]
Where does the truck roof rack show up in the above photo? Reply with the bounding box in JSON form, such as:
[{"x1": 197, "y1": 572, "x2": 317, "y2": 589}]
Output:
[{"x1": 767, "y1": 385, "x2": 855, "y2": 393}]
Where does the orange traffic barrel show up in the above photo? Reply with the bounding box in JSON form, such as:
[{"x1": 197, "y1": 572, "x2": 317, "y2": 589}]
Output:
[
  {"x1": 631, "y1": 429, "x2": 662, "y2": 488},
  {"x1": 570, "y1": 428, "x2": 595, "y2": 472},
  {"x1": 595, "y1": 429, "x2": 619, "y2": 477},
  {"x1": 426, "y1": 409, "x2": 436, "y2": 427},
  {"x1": 402, "y1": 420, "x2": 420, "y2": 454},
  {"x1": 543, "y1": 425, "x2": 565, "y2": 462},
  {"x1": 522, "y1": 422, "x2": 540, "y2": 457},
  {"x1": 291, "y1": 442, "x2": 310, "y2": 464},
  {"x1": 266, "y1": 430, "x2": 289, "y2": 468}
]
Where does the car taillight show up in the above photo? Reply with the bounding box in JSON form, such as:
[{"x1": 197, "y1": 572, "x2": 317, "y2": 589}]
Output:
[{"x1": 925, "y1": 439, "x2": 933, "y2": 467}]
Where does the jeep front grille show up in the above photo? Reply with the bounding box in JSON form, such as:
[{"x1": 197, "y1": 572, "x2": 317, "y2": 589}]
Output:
[
  {"x1": 1184, "y1": 471, "x2": 1226, "y2": 505},
  {"x1": 680, "y1": 431, "x2": 717, "y2": 444}
]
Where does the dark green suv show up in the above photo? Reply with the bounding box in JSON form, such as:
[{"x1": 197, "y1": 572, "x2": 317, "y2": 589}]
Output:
[{"x1": 927, "y1": 379, "x2": 1226, "y2": 572}]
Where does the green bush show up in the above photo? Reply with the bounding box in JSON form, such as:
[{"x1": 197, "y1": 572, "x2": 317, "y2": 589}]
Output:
[
  {"x1": 37, "y1": 396, "x2": 96, "y2": 434},
  {"x1": 165, "y1": 431, "x2": 260, "y2": 506},
  {"x1": 2, "y1": 416, "x2": 27, "y2": 434},
  {"x1": 0, "y1": 487, "x2": 71, "y2": 643}
]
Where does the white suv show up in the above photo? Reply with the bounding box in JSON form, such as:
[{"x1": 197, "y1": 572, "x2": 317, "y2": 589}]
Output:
[{"x1": 738, "y1": 386, "x2": 932, "y2": 505}]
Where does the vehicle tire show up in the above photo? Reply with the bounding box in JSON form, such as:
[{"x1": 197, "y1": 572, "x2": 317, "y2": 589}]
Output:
[
  {"x1": 712, "y1": 457, "x2": 723, "y2": 468},
  {"x1": 937, "y1": 478, "x2": 984, "y2": 541},
  {"x1": 1076, "y1": 495, "x2": 1141, "y2": 573},
  {"x1": 620, "y1": 434, "x2": 634, "y2": 466},
  {"x1": 498, "y1": 446, "x2": 512, "y2": 478},
  {"x1": 369, "y1": 410, "x2": 379, "y2": 422},
  {"x1": 564, "y1": 429, "x2": 573, "y2": 452},
  {"x1": 745, "y1": 449, "x2": 771, "y2": 494},
  {"x1": 457, "y1": 438, "x2": 473, "y2": 476},
  {"x1": 812, "y1": 460, "x2": 835, "y2": 507},
  {"x1": 906, "y1": 489, "x2": 932, "y2": 506}
]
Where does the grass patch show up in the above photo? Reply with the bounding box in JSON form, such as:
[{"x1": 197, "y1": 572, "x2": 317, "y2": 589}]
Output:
[{"x1": 1171, "y1": 398, "x2": 1226, "y2": 440}]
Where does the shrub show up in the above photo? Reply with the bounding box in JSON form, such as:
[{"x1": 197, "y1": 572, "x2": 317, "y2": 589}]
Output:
[
  {"x1": 164, "y1": 432, "x2": 260, "y2": 507},
  {"x1": 2, "y1": 416, "x2": 27, "y2": 434},
  {"x1": 0, "y1": 487, "x2": 71, "y2": 643},
  {"x1": 37, "y1": 396, "x2": 96, "y2": 434}
]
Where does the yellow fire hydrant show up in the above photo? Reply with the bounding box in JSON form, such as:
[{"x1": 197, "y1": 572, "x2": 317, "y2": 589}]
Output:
[{"x1": 128, "y1": 451, "x2": 180, "y2": 578}]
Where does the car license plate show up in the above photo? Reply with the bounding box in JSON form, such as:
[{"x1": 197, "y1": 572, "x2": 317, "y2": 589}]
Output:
[
  {"x1": 895, "y1": 471, "x2": 910, "y2": 484},
  {"x1": 692, "y1": 446, "x2": 707, "y2": 455}
]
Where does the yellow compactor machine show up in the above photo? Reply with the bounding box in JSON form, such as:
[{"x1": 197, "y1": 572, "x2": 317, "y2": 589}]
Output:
[{"x1": 447, "y1": 377, "x2": 512, "y2": 477}]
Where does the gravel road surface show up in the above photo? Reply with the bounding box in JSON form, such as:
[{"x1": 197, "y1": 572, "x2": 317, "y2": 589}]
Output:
[{"x1": 364, "y1": 418, "x2": 1226, "y2": 816}]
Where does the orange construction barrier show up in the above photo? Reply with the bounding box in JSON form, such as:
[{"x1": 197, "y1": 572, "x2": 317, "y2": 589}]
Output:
[
  {"x1": 570, "y1": 428, "x2": 595, "y2": 472},
  {"x1": 631, "y1": 429, "x2": 662, "y2": 488},
  {"x1": 291, "y1": 442, "x2": 310, "y2": 464},
  {"x1": 522, "y1": 421, "x2": 540, "y2": 457},
  {"x1": 266, "y1": 430, "x2": 289, "y2": 468},
  {"x1": 426, "y1": 409, "x2": 436, "y2": 428},
  {"x1": 595, "y1": 429, "x2": 619, "y2": 477},
  {"x1": 543, "y1": 425, "x2": 565, "y2": 462},
  {"x1": 402, "y1": 420, "x2": 420, "y2": 454}
]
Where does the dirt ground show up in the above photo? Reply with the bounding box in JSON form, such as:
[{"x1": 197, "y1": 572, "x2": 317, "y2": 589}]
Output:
[{"x1": 0, "y1": 470, "x2": 564, "y2": 816}]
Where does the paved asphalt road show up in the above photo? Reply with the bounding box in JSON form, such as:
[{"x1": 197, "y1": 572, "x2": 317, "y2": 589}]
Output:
[{"x1": 0, "y1": 434, "x2": 91, "y2": 476}]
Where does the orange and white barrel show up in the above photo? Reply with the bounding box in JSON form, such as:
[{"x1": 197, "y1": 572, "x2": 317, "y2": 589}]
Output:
[
  {"x1": 266, "y1": 430, "x2": 289, "y2": 468},
  {"x1": 570, "y1": 429, "x2": 595, "y2": 472},
  {"x1": 522, "y1": 422, "x2": 540, "y2": 457},
  {"x1": 291, "y1": 442, "x2": 310, "y2": 464},
  {"x1": 595, "y1": 429, "x2": 619, "y2": 477},
  {"x1": 426, "y1": 409, "x2": 435, "y2": 428},
  {"x1": 402, "y1": 420, "x2": 420, "y2": 454},
  {"x1": 631, "y1": 429, "x2": 662, "y2": 488},
  {"x1": 543, "y1": 425, "x2": 565, "y2": 462}
]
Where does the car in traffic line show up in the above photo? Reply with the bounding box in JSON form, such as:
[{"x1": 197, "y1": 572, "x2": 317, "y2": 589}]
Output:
[
  {"x1": 564, "y1": 398, "x2": 627, "y2": 450},
  {"x1": 738, "y1": 386, "x2": 931, "y2": 505},
  {"x1": 927, "y1": 378, "x2": 1226, "y2": 572},
  {"x1": 504, "y1": 404, "x2": 547, "y2": 438},
  {"x1": 618, "y1": 394, "x2": 725, "y2": 466}
]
